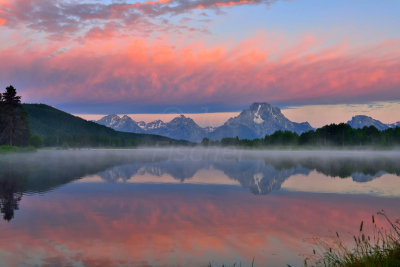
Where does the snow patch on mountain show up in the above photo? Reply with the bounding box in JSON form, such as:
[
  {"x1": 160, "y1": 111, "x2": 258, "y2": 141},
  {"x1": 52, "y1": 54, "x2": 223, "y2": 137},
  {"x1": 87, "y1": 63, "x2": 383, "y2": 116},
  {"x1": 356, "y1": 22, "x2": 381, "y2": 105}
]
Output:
[
  {"x1": 253, "y1": 104, "x2": 264, "y2": 124},
  {"x1": 146, "y1": 120, "x2": 166, "y2": 130},
  {"x1": 137, "y1": 121, "x2": 146, "y2": 129},
  {"x1": 205, "y1": 126, "x2": 216, "y2": 133}
]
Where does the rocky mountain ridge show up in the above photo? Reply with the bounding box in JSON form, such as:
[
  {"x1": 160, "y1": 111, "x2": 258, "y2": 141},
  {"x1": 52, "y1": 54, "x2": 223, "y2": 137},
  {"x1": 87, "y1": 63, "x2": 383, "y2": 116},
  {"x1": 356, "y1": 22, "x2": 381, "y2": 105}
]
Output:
[
  {"x1": 95, "y1": 103, "x2": 313, "y2": 142},
  {"x1": 347, "y1": 115, "x2": 400, "y2": 130},
  {"x1": 95, "y1": 105, "x2": 400, "y2": 142}
]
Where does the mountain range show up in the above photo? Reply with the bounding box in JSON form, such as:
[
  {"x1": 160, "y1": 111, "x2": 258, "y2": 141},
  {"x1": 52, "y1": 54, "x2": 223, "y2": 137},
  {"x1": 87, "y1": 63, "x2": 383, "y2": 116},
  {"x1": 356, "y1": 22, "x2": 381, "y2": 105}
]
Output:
[
  {"x1": 95, "y1": 103, "x2": 400, "y2": 142},
  {"x1": 96, "y1": 103, "x2": 314, "y2": 142},
  {"x1": 347, "y1": 115, "x2": 400, "y2": 130}
]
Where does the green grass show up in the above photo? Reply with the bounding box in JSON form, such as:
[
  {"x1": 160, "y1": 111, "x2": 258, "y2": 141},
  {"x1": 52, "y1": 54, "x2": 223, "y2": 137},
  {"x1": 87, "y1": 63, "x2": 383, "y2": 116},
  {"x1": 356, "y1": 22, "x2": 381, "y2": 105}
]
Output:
[
  {"x1": 0, "y1": 145, "x2": 36, "y2": 153},
  {"x1": 307, "y1": 210, "x2": 400, "y2": 267}
]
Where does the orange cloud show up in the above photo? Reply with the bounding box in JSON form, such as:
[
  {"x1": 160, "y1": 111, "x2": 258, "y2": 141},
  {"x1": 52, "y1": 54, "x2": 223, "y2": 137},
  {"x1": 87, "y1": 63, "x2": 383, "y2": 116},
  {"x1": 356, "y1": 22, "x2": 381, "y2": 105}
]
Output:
[
  {"x1": 146, "y1": 0, "x2": 171, "y2": 4},
  {"x1": 197, "y1": 0, "x2": 257, "y2": 9},
  {"x1": 215, "y1": 0, "x2": 257, "y2": 7}
]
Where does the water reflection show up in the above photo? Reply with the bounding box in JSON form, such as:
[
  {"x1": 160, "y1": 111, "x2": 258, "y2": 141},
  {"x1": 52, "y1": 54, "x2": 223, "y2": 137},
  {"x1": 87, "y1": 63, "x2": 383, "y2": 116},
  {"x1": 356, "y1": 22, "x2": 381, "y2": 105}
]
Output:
[
  {"x1": 1, "y1": 184, "x2": 400, "y2": 266},
  {"x1": 0, "y1": 178, "x2": 23, "y2": 221},
  {"x1": 0, "y1": 148, "x2": 399, "y2": 222},
  {"x1": 0, "y1": 149, "x2": 399, "y2": 266}
]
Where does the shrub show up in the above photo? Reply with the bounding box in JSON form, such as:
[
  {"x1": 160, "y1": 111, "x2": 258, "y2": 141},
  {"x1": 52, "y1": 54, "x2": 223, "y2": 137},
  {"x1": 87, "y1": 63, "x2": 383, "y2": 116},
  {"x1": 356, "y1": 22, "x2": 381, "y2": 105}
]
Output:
[{"x1": 29, "y1": 134, "x2": 43, "y2": 148}]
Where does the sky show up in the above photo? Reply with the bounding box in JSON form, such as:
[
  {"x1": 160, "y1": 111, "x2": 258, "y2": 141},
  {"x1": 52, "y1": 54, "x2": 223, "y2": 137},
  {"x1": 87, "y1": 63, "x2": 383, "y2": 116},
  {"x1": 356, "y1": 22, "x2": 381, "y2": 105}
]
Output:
[{"x1": 0, "y1": 0, "x2": 400, "y2": 126}]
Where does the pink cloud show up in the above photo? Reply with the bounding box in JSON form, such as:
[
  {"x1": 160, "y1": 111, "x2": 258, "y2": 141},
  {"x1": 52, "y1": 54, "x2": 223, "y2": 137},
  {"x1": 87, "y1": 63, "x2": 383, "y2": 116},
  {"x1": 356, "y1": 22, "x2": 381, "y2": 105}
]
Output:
[{"x1": 1, "y1": 32, "x2": 399, "y2": 107}]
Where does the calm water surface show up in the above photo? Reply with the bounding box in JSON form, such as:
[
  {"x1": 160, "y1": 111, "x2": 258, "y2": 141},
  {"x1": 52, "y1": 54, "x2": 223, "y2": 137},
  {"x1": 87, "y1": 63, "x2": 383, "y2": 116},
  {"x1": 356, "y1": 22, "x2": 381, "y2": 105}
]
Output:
[{"x1": 0, "y1": 148, "x2": 400, "y2": 266}]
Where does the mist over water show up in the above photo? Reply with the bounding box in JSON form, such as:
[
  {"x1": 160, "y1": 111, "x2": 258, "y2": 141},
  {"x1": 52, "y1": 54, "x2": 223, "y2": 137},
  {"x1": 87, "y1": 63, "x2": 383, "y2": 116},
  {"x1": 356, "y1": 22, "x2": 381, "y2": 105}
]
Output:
[{"x1": 0, "y1": 148, "x2": 399, "y2": 266}]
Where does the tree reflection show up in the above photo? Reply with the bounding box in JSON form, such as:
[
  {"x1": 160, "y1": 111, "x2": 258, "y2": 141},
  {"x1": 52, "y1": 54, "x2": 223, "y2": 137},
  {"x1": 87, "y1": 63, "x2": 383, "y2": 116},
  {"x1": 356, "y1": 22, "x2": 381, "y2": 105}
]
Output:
[
  {"x1": 0, "y1": 166, "x2": 26, "y2": 221},
  {"x1": 0, "y1": 183, "x2": 22, "y2": 221}
]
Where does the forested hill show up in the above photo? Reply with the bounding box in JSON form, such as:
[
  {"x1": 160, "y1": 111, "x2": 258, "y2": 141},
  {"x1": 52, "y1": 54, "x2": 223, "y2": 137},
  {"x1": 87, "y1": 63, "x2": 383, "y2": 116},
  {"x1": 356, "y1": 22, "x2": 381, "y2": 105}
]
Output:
[{"x1": 22, "y1": 104, "x2": 188, "y2": 146}]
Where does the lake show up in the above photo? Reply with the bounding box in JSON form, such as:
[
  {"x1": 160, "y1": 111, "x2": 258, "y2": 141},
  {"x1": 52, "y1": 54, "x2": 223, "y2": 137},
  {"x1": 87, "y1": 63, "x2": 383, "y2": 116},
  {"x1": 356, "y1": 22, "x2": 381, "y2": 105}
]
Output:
[{"x1": 0, "y1": 148, "x2": 399, "y2": 266}]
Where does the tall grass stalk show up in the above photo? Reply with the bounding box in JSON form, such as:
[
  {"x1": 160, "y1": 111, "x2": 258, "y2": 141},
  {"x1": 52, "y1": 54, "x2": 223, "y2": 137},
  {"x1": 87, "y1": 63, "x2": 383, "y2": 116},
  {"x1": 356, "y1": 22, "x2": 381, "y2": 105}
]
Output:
[{"x1": 306, "y1": 210, "x2": 400, "y2": 267}]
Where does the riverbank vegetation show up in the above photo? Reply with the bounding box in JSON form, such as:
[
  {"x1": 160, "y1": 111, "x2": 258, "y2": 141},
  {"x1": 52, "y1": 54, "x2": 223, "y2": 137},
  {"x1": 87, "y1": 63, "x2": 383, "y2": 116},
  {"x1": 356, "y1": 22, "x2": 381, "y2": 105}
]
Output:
[
  {"x1": 306, "y1": 210, "x2": 400, "y2": 267},
  {"x1": 0, "y1": 145, "x2": 35, "y2": 154},
  {"x1": 202, "y1": 124, "x2": 400, "y2": 148}
]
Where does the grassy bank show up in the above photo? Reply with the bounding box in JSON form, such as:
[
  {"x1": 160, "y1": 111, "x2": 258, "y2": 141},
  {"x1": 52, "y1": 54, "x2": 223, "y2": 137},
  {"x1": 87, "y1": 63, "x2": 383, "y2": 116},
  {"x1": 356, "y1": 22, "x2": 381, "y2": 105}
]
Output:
[
  {"x1": 307, "y1": 210, "x2": 400, "y2": 267},
  {"x1": 0, "y1": 145, "x2": 36, "y2": 154}
]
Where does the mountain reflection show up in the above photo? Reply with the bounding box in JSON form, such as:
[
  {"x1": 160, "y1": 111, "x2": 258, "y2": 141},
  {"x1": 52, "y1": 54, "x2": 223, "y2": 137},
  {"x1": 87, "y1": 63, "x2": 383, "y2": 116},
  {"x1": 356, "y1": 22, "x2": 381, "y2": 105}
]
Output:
[
  {"x1": 96, "y1": 155, "x2": 400, "y2": 195},
  {"x1": 214, "y1": 161, "x2": 310, "y2": 194},
  {"x1": 0, "y1": 149, "x2": 400, "y2": 221}
]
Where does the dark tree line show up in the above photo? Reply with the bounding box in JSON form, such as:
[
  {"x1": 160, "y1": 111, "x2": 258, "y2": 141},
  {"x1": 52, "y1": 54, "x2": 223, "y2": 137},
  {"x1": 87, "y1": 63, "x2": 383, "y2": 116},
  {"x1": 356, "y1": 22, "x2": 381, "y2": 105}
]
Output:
[
  {"x1": 0, "y1": 86, "x2": 30, "y2": 146},
  {"x1": 42, "y1": 134, "x2": 137, "y2": 148},
  {"x1": 202, "y1": 123, "x2": 400, "y2": 147}
]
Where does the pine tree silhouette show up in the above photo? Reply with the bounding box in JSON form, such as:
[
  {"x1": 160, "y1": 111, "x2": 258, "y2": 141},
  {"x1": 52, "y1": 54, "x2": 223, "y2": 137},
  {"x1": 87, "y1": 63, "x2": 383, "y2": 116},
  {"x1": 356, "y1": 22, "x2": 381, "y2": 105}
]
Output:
[{"x1": 0, "y1": 85, "x2": 29, "y2": 146}]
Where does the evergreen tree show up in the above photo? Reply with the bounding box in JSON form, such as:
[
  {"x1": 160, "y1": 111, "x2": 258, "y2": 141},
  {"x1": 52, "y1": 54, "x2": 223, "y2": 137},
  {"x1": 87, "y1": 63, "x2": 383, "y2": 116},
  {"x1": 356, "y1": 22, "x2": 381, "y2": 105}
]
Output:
[
  {"x1": 201, "y1": 137, "x2": 210, "y2": 146},
  {"x1": 2, "y1": 86, "x2": 21, "y2": 106},
  {"x1": 0, "y1": 92, "x2": 4, "y2": 142},
  {"x1": 0, "y1": 85, "x2": 30, "y2": 146}
]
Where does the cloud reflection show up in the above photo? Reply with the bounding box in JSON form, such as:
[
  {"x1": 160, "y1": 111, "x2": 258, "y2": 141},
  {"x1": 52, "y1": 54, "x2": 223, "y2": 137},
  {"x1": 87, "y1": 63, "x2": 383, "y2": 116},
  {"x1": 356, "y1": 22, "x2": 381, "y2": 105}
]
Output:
[
  {"x1": 0, "y1": 185, "x2": 399, "y2": 266},
  {"x1": 0, "y1": 149, "x2": 399, "y2": 265}
]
